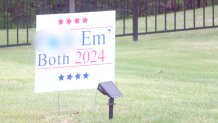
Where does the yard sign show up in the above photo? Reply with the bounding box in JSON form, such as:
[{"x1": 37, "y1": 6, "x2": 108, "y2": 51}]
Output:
[{"x1": 35, "y1": 11, "x2": 115, "y2": 92}]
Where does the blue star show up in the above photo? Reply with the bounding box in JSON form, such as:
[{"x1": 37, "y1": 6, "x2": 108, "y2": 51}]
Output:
[
  {"x1": 59, "y1": 74, "x2": 64, "y2": 81},
  {"x1": 75, "y1": 73, "x2": 80, "y2": 80},
  {"x1": 83, "y1": 72, "x2": 89, "y2": 79},
  {"x1": 67, "y1": 73, "x2": 73, "y2": 80}
]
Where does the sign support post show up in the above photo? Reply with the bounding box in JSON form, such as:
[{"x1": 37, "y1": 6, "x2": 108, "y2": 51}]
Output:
[{"x1": 57, "y1": 91, "x2": 61, "y2": 116}]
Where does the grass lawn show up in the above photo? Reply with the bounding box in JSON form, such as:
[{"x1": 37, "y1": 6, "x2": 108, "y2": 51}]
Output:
[
  {"x1": 1, "y1": 5, "x2": 218, "y2": 123},
  {"x1": 1, "y1": 28, "x2": 218, "y2": 123}
]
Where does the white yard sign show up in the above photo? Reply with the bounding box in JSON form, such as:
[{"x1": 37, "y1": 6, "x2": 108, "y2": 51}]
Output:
[{"x1": 35, "y1": 11, "x2": 115, "y2": 92}]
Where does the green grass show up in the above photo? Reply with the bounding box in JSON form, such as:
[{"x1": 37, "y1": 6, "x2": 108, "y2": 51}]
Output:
[
  {"x1": 1, "y1": 6, "x2": 218, "y2": 123},
  {"x1": 1, "y1": 28, "x2": 218, "y2": 123}
]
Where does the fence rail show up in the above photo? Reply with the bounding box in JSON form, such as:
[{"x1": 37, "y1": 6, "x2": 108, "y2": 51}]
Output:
[
  {"x1": 0, "y1": 0, "x2": 218, "y2": 47},
  {"x1": 139, "y1": 0, "x2": 218, "y2": 34}
]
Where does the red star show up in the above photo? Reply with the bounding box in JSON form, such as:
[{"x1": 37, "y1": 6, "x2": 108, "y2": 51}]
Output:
[
  {"x1": 74, "y1": 18, "x2": 80, "y2": 24},
  {"x1": 82, "y1": 17, "x2": 88, "y2": 23},
  {"x1": 58, "y1": 18, "x2": 63, "y2": 25},
  {"x1": 66, "y1": 18, "x2": 72, "y2": 24}
]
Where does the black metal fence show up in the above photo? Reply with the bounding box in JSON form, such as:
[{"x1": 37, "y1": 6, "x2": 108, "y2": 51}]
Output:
[
  {"x1": 137, "y1": 0, "x2": 218, "y2": 36},
  {"x1": 0, "y1": 0, "x2": 218, "y2": 47}
]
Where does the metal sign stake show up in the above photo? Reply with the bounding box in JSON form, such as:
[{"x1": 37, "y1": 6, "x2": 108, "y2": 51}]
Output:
[{"x1": 57, "y1": 91, "x2": 61, "y2": 116}]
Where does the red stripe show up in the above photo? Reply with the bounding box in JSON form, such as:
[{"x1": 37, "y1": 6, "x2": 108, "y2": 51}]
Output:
[
  {"x1": 37, "y1": 62, "x2": 113, "y2": 70},
  {"x1": 70, "y1": 26, "x2": 113, "y2": 30}
]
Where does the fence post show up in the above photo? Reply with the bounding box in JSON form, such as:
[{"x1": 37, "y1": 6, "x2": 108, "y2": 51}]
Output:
[
  {"x1": 93, "y1": 0, "x2": 97, "y2": 11},
  {"x1": 133, "y1": 0, "x2": 139, "y2": 41},
  {"x1": 69, "y1": 0, "x2": 75, "y2": 13}
]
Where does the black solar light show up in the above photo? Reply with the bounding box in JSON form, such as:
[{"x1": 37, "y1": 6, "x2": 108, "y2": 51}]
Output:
[{"x1": 97, "y1": 81, "x2": 123, "y2": 120}]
